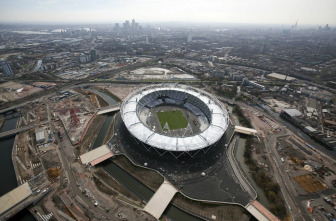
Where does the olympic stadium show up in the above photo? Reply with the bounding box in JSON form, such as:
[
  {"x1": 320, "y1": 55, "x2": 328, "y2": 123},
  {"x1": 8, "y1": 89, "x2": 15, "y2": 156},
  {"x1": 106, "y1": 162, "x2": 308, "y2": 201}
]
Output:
[{"x1": 120, "y1": 84, "x2": 230, "y2": 158}]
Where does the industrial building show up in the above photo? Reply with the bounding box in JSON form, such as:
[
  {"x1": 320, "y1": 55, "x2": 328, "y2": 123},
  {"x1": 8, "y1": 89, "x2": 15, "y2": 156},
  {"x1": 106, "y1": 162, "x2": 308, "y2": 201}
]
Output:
[
  {"x1": 242, "y1": 78, "x2": 266, "y2": 90},
  {"x1": 35, "y1": 127, "x2": 45, "y2": 143},
  {"x1": 267, "y1": 72, "x2": 296, "y2": 81},
  {"x1": 1, "y1": 60, "x2": 14, "y2": 77}
]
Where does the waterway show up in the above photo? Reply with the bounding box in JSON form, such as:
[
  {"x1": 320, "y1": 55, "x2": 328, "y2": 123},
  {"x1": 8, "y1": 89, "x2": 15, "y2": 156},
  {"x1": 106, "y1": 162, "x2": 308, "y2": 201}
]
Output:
[
  {"x1": 234, "y1": 138, "x2": 270, "y2": 206},
  {"x1": 0, "y1": 113, "x2": 36, "y2": 221},
  {"x1": 227, "y1": 104, "x2": 270, "y2": 206},
  {"x1": 86, "y1": 88, "x2": 118, "y2": 106},
  {"x1": 90, "y1": 88, "x2": 204, "y2": 221}
]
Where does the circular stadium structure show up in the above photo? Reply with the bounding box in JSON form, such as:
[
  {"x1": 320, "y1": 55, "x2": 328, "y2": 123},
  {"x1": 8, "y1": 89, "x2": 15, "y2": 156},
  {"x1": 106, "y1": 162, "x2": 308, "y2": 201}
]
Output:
[{"x1": 120, "y1": 84, "x2": 229, "y2": 158}]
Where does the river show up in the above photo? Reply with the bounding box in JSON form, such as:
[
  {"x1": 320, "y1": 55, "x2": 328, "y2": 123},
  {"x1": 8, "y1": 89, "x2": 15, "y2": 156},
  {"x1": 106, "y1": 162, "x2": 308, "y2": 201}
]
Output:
[
  {"x1": 0, "y1": 113, "x2": 36, "y2": 221},
  {"x1": 89, "y1": 88, "x2": 204, "y2": 221}
]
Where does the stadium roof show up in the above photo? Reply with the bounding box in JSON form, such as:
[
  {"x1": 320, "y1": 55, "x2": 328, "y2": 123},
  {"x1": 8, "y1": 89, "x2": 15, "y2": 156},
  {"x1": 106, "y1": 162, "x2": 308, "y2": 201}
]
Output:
[{"x1": 121, "y1": 84, "x2": 229, "y2": 152}]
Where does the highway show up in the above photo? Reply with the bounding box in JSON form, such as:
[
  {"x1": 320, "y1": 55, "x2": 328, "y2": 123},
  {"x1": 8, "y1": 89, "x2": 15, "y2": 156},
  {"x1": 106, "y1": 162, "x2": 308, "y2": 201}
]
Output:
[{"x1": 0, "y1": 58, "x2": 157, "y2": 112}]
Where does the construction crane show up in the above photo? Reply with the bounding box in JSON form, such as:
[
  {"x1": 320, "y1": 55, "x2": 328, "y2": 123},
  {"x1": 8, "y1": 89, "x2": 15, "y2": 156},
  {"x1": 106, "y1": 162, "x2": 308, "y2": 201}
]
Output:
[
  {"x1": 68, "y1": 99, "x2": 80, "y2": 128},
  {"x1": 292, "y1": 20, "x2": 298, "y2": 28}
]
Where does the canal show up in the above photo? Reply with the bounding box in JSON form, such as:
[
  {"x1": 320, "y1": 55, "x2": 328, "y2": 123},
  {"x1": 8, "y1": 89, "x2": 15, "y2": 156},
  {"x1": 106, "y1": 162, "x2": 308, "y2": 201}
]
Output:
[
  {"x1": 90, "y1": 88, "x2": 204, "y2": 221},
  {"x1": 227, "y1": 104, "x2": 270, "y2": 206},
  {"x1": 0, "y1": 112, "x2": 36, "y2": 221}
]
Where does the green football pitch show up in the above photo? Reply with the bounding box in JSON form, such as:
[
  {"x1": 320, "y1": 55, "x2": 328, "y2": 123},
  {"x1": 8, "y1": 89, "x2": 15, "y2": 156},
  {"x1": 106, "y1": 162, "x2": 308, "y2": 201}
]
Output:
[{"x1": 157, "y1": 110, "x2": 188, "y2": 130}]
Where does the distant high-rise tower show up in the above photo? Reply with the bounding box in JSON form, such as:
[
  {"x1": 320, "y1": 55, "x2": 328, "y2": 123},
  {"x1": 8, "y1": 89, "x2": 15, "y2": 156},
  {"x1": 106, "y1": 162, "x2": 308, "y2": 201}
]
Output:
[
  {"x1": 90, "y1": 50, "x2": 97, "y2": 62},
  {"x1": 1, "y1": 60, "x2": 13, "y2": 77},
  {"x1": 187, "y1": 34, "x2": 192, "y2": 42},
  {"x1": 123, "y1": 20, "x2": 130, "y2": 30},
  {"x1": 146, "y1": 36, "x2": 149, "y2": 44}
]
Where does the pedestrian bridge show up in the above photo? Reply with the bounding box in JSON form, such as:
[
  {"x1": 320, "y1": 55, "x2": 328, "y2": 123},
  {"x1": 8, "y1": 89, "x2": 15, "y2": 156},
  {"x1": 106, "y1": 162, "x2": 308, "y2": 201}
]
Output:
[
  {"x1": 0, "y1": 120, "x2": 49, "y2": 139},
  {"x1": 246, "y1": 200, "x2": 280, "y2": 221},
  {"x1": 0, "y1": 183, "x2": 32, "y2": 219},
  {"x1": 0, "y1": 125, "x2": 35, "y2": 139},
  {"x1": 234, "y1": 125, "x2": 257, "y2": 135},
  {"x1": 96, "y1": 103, "x2": 120, "y2": 115},
  {"x1": 143, "y1": 180, "x2": 178, "y2": 220},
  {"x1": 80, "y1": 144, "x2": 114, "y2": 166}
]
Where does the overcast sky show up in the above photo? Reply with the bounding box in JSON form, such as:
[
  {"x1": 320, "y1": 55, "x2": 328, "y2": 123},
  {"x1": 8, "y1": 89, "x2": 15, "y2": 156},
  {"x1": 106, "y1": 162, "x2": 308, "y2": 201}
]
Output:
[{"x1": 1, "y1": 0, "x2": 335, "y2": 25}]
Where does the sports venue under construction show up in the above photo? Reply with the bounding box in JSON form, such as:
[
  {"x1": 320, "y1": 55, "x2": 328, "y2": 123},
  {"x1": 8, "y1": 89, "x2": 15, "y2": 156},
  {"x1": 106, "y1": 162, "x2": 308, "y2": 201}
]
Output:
[{"x1": 120, "y1": 84, "x2": 230, "y2": 158}]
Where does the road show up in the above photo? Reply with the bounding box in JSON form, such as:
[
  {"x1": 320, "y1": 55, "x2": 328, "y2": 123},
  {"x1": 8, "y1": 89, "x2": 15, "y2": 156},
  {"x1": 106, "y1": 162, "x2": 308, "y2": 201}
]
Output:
[
  {"x1": 0, "y1": 121, "x2": 47, "y2": 139},
  {"x1": 53, "y1": 124, "x2": 117, "y2": 220},
  {"x1": 0, "y1": 59, "x2": 158, "y2": 112},
  {"x1": 50, "y1": 113, "x2": 153, "y2": 220},
  {"x1": 0, "y1": 101, "x2": 30, "y2": 114},
  {"x1": 216, "y1": 94, "x2": 329, "y2": 220},
  {"x1": 264, "y1": 132, "x2": 308, "y2": 221}
]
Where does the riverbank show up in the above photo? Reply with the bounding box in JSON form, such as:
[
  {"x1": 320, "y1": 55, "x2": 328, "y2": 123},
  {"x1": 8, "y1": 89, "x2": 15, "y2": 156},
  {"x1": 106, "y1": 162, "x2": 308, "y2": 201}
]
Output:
[
  {"x1": 0, "y1": 116, "x2": 4, "y2": 131},
  {"x1": 0, "y1": 114, "x2": 37, "y2": 221},
  {"x1": 112, "y1": 154, "x2": 250, "y2": 221}
]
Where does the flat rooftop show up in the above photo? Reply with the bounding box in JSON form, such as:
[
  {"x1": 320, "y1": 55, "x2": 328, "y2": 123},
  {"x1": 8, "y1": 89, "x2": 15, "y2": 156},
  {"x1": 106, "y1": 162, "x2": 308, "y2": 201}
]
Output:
[
  {"x1": 0, "y1": 183, "x2": 32, "y2": 215},
  {"x1": 267, "y1": 72, "x2": 296, "y2": 81},
  {"x1": 80, "y1": 145, "x2": 112, "y2": 165}
]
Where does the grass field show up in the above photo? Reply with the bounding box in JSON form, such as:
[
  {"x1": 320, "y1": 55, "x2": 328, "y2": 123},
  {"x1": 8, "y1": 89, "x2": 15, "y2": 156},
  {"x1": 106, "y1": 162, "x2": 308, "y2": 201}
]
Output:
[{"x1": 157, "y1": 110, "x2": 188, "y2": 130}]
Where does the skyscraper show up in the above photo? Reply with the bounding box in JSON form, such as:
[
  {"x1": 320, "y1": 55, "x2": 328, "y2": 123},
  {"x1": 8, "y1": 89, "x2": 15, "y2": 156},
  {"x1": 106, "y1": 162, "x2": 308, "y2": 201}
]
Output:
[
  {"x1": 90, "y1": 50, "x2": 97, "y2": 62},
  {"x1": 123, "y1": 20, "x2": 130, "y2": 30},
  {"x1": 1, "y1": 60, "x2": 13, "y2": 77},
  {"x1": 187, "y1": 34, "x2": 192, "y2": 42}
]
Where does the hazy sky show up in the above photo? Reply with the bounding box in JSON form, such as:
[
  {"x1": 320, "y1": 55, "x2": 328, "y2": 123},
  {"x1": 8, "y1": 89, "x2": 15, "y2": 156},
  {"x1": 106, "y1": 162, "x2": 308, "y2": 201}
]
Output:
[{"x1": 1, "y1": 0, "x2": 335, "y2": 25}]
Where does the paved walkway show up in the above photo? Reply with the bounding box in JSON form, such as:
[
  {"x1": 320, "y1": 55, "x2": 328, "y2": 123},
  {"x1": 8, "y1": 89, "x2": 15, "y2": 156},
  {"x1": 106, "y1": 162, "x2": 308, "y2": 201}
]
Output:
[
  {"x1": 234, "y1": 125, "x2": 257, "y2": 135},
  {"x1": 245, "y1": 200, "x2": 280, "y2": 221},
  {"x1": 143, "y1": 180, "x2": 178, "y2": 220}
]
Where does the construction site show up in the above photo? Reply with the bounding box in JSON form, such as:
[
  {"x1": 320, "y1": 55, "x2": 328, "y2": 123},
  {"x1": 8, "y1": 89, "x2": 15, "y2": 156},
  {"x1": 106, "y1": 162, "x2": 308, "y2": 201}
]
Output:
[
  {"x1": 0, "y1": 82, "x2": 260, "y2": 221},
  {"x1": 2, "y1": 80, "x2": 336, "y2": 221},
  {"x1": 0, "y1": 81, "x2": 55, "y2": 104}
]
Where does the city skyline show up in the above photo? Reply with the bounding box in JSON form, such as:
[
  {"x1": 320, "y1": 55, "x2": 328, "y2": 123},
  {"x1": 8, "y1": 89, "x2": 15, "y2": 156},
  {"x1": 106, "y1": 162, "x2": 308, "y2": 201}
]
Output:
[{"x1": 1, "y1": 0, "x2": 336, "y2": 25}]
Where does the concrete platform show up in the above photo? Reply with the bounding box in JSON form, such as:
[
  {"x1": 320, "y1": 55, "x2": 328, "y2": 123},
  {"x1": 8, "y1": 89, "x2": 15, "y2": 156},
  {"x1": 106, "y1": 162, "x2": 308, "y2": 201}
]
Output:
[
  {"x1": 0, "y1": 182, "x2": 32, "y2": 215},
  {"x1": 80, "y1": 144, "x2": 113, "y2": 166},
  {"x1": 143, "y1": 180, "x2": 178, "y2": 220},
  {"x1": 235, "y1": 125, "x2": 257, "y2": 135},
  {"x1": 246, "y1": 200, "x2": 280, "y2": 221}
]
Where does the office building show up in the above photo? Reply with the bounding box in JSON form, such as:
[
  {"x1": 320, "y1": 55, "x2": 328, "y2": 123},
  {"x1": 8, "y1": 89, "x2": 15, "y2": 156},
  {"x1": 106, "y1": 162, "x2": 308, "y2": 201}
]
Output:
[{"x1": 1, "y1": 60, "x2": 14, "y2": 77}]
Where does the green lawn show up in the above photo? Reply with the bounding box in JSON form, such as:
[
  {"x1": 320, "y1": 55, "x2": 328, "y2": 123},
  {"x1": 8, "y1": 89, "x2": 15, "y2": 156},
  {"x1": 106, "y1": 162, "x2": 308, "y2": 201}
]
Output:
[{"x1": 157, "y1": 110, "x2": 188, "y2": 130}]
